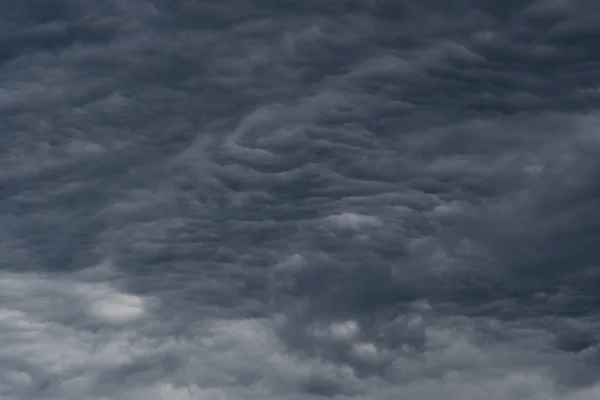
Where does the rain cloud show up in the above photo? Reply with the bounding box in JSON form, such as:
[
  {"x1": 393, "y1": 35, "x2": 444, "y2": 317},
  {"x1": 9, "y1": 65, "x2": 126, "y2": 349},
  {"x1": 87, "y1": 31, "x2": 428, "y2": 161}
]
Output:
[{"x1": 1, "y1": 0, "x2": 600, "y2": 399}]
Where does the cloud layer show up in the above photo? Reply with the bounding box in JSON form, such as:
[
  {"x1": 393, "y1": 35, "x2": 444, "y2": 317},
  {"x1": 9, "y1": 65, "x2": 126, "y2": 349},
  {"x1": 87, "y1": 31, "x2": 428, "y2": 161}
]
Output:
[{"x1": 1, "y1": 0, "x2": 600, "y2": 398}]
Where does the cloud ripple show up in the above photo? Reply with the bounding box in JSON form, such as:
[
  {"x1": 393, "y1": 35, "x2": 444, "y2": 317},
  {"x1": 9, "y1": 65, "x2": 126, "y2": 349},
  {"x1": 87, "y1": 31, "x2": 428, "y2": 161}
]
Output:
[{"x1": 1, "y1": 0, "x2": 600, "y2": 398}]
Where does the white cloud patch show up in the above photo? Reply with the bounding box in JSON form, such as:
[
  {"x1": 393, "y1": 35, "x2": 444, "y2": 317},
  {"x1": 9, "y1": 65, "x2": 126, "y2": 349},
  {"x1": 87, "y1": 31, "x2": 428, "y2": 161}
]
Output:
[{"x1": 326, "y1": 212, "x2": 384, "y2": 230}]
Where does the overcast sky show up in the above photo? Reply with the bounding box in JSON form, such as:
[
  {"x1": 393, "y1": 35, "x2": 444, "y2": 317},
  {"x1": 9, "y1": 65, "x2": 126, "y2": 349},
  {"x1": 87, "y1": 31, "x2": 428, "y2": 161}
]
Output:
[{"x1": 1, "y1": 1, "x2": 600, "y2": 399}]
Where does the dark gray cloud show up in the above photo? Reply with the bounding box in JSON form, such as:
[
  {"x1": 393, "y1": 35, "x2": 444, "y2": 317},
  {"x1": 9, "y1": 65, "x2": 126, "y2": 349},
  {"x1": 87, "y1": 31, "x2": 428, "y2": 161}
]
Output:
[{"x1": 1, "y1": 0, "x2": 600, "y2": 398}]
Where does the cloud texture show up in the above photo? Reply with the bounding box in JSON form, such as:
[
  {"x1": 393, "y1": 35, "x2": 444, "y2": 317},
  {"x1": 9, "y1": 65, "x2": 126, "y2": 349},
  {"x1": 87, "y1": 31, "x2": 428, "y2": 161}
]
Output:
[{"x1": 1, "y1": 0, "x2": 600, "y2": 398}]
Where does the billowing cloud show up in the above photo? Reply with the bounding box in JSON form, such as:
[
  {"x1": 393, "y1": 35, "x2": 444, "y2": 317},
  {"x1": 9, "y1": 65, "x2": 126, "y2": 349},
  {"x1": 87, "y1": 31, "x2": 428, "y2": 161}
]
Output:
[{"x1": 1, "y1": 0, "x2": 600, "y2": 398}]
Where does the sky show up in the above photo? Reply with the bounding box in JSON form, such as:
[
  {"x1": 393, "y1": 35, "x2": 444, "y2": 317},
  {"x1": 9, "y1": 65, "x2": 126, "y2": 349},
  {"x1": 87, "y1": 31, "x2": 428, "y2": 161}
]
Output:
[{"x1": 1, "y1": 0, "x2": 600, "y2": 399}]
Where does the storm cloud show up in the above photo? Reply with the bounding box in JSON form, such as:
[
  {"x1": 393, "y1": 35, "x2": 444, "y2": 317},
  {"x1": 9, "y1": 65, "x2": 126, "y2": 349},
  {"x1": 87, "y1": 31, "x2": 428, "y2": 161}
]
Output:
[{"x1": 1, "y1": 0, "x2": 600, "y2": 399}]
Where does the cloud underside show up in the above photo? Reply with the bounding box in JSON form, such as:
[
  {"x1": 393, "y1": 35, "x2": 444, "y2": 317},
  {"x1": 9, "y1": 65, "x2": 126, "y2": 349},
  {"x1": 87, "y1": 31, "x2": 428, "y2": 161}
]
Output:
[{"x1": 1, "y1": 0, "x2": 600, "y2": 399}]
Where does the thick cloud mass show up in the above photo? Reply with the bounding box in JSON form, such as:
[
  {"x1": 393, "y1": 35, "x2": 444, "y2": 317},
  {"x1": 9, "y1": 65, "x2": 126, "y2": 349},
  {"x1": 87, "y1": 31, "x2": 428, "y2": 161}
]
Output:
[{"x1": 2, "y1": 0, "x2": 600, "y2": 399}]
